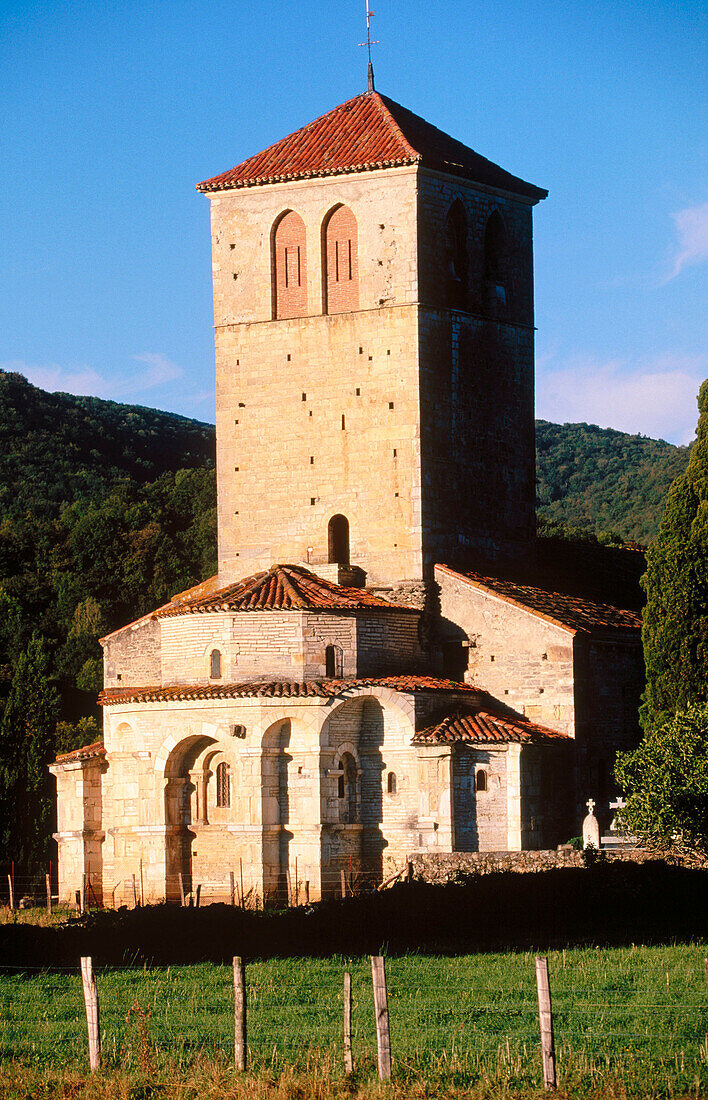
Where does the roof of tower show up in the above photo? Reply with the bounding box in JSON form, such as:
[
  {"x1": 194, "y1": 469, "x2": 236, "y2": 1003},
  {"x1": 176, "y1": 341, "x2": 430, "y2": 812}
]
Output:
[
  {"x1": 196, "y1": 91, "x2": 547, "y2": 201},
  {"x1": 154, "y1": 564, "x2": 417, "y2": 617}
]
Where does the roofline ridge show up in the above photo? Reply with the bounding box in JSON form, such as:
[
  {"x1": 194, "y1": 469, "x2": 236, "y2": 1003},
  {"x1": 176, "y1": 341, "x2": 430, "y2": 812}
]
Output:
[{"x1": 369, "y1": 91, "x2": 421, "y2": 161}]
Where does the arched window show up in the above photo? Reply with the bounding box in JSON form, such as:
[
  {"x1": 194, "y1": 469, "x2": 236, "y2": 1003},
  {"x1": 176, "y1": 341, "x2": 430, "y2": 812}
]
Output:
[
  {"x1": 328, "y1": 514, "x2": 350, "y2": 564},
  {"x1": 210, "y1": 649, "x2": 222, "y2": 679},
  {"x1": 325, "y1": 644, "x2": 343, "y2": 678},
  {"x1": 445, "y1": 200, "x2": 467, "y2": 310},
  {"x1": 483, "y1": 211, "x2": 507, "y2": 315},
  {"x1": 337, "y1": 752, "x2": 358, "y2": 823},
  {"x1": 272, "y1": 210, "x2": 307, "y2": 319},
  {"x1": 216, "y1": 761, "x2": 231, "y2": 808},
  {"x1": 387, "y1": 771, "x2": 397, "y2": 795},
  {"x1": 323, "y1": 205, "x2": 359, "y2": 315},
  {"x1": 475, "y1": 769, "x2": 488, "y2": 793}
]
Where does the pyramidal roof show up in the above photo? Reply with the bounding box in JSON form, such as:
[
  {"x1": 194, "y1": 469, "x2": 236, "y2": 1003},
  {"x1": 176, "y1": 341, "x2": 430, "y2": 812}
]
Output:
[
  {"x1": 196, "y1": 91, "x2": 546, "y2": 201},
  {"x1": 155, "y1": 563, "x2": 417, "y2": 616}
]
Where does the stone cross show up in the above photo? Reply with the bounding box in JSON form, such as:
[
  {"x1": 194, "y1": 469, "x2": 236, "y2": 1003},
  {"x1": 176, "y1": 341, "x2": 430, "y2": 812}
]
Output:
[
  {"x1": 582, "y1": 797, "x2": 600, "y2": 850},
  {"x1": 609, "y1": 797, "x2": 626, "y2": 833}
]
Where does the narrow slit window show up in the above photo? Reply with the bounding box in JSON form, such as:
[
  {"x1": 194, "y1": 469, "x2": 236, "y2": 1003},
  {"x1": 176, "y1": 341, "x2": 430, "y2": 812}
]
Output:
[
  {"x1": 216, "y1": 761, "x2": 231, "y2": 808},
  {"x1": 210, "y1": 649, "x2": 222, "y2": 679}
]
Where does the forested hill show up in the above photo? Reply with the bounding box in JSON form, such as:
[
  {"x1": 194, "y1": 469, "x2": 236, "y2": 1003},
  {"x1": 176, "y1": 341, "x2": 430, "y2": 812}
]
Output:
[
  {"x1": 0, "y1": 370, "x2": 215, "y2": 519},
  {"x1": 536, "y1": 420, "x2": 690, "y2": 545}
]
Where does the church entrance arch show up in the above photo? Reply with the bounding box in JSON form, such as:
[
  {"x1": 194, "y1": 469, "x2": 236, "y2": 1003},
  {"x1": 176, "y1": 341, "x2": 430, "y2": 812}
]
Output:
[{"x1": 163, "y1": 734, "x2": 217, "y2": 903}]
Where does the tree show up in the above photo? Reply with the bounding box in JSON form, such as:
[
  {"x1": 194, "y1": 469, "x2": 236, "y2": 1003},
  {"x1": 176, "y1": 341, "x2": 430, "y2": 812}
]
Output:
[
  {"x1": 0, "y1": 633, "x2": 60, "y2": 866},
  {"x1": 641, "y1": 380, "x2": 708, "y2": 731},
  {"x1": 615, "y1": 705, "x2": 708, "y2": 852}
]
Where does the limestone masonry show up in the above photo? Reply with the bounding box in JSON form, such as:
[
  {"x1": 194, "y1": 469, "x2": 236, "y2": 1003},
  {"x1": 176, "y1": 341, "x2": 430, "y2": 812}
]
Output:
[{"x1": 51, "y1": 88, "x2": 643, "y2": 906}]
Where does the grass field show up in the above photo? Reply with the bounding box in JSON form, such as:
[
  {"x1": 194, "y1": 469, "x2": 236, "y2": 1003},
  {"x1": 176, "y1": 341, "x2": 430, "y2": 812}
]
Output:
[{"x1": 2, "y1": 944, "x2": 708, "y2": 1098}]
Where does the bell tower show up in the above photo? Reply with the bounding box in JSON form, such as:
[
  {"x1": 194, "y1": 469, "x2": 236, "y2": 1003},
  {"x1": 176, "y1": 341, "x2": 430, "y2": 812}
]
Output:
[{"x1": 197, "y1": 91, "x2": 546, "y2": 597}]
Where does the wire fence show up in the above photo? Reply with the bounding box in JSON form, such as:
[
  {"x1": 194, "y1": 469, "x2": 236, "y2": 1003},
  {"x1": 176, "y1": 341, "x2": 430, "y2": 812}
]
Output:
[{"x1": 2, "y1": 954, "x2": 708, "y2": 1088}]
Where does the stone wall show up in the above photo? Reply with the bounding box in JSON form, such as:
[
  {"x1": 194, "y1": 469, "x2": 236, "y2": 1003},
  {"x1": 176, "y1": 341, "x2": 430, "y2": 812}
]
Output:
[
  {"x1": 435, "y1": 566, "x2": 576, "y2": 734},
  {"x1": 409, "y1": 848, "x2": 705, "y2": 883},
  {"x1": 103, "y1": 617, "x2": 161, "y2": 689},
  {"x1": 417, "y1": 169, "x2": 537, "y2": 569}
]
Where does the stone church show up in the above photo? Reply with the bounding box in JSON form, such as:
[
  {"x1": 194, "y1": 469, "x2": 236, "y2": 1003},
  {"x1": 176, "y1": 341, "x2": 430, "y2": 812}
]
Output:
[{"x1": 51, "y1": 86, "x2": 643, "y2": 907}]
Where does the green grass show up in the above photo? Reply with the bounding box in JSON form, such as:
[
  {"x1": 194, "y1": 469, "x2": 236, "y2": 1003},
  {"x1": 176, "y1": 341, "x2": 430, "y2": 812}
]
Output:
[{"x1": 2, "y1": 946, "x2": 708, "y2": 1097}]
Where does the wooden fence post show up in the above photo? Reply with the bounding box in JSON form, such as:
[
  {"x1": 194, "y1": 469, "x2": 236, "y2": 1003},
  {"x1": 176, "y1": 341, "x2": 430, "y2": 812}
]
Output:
[
  {"x1": 80, "y1": 956, "x2": 101, "y2": 1071},
  {"x1": 371, "y1": 955, "x2": 391, "y2": 1080},
  {"x1": 139, "y1": 859, "x2": 145, "y2": 906},
  {"x1": 195, "y1": 884, "x2": 201, "y2": 908},
  {"x1": 230, "y1": 871, "x2": 236, "y2": 907},
  {"x1": 304, "y1": 880, "x2": 310, "y2": 905},
  {"x1": 239, "y1": 858, "x2": 245, "y2": 909},
  {"x1": 80, "y1": 876, "x2": 86, "y2": 915},
  {"x1": 7, "y1": 873, "x2": 14, "y2": 911},
  {"x1": 46, "y1": 873, "x2": 52, "y2": 916},
  {"x1": 294, "y1": 857, "x2": 299, "y2": 906},
  {"x1": 233, "y1": 956, "x2": 247, "y2": 1071},
  {"x1": 340, "y1": 869, "x2": 347, "y2": 899},
  {"x1": 178, "y1": 872, "x2": 186, "y2": 907},
  {"x1": 286, "y1": 867, "x2": 293, "y2": 907},
  {"x1": 131, "y1": 874, "x2": 138, "y2": 909},
  {"x1": 343, "y1": 970, "x2": 353, "y2": 1075},
  {"x1": 535, "y1": 956, "x2": 556, "y2": 1090}
]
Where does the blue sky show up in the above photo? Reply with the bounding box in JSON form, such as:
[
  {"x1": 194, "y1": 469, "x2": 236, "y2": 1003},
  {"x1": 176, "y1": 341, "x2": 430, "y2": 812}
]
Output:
[{"x1": 1, "y1": 0, "x2": 706, "y2": 444}]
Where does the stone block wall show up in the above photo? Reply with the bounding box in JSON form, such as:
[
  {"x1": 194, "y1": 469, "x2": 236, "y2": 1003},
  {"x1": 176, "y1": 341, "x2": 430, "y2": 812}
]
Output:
[
  {"x1": 435, "y1": 566, "x2": 576, "y2": 735},
  {"x1": 215, "y1": 305, "x2": 423, "y2": 587},
  {"x1": 452, "y1": 745, "x2": 508, "y2": 851},
  {"x1": 573, "y1": 634, "x2": 644, "y2": 826},
  {"x1": 103, "y1": 617, "x2": 161, "y2": 689},
  {"x1": 207, "y1": 166, "x2": 419, "y2": 328},
  {"x1": 417, "y1": 168, "x2": 536, "y2": 325}
]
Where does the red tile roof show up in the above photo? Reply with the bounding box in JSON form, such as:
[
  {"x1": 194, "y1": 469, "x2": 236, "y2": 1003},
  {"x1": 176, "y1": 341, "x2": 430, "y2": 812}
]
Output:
[
  {"x1": 437, "y1": 566, "x2": 642, "y2": 634},
  {"x1": 413, "y1": 708, "x2": 570, "y2": 746},
  {"x1": 196, "y1": 92, "x2": 546, "y2": 201},
  {"x1": 99, "y1": 676, "x2": 480, "y2": 706},
  {"x1": 54, "y1": 740, "x2": 106, "y2": 764},
  {"x1": 155, "y1": 564, "x2": 416, "y2": 617}
]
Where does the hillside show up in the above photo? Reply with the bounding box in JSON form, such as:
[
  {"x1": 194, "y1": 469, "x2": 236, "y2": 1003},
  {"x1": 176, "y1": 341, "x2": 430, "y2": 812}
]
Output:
[
  {"x1": 536, "y1": 420, "x2": 690, "y2": 545},
  {"x1": 0, "y1": 370, "x2": 215, "y2": 520}
]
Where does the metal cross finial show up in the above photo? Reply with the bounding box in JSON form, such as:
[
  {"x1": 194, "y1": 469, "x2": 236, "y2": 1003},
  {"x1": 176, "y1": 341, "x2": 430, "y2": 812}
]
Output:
[
  {"x1": 586, "y1": 798, "x2": 595, "y2": 815},
  {"x1": 359, "y1": 0, "x2": 379, "y2": 92}
]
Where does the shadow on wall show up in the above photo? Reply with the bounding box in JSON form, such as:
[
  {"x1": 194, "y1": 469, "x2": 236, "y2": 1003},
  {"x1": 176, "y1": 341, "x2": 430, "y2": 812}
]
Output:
[
  {"x1": 5, "y1": 862, "x2": 708, "y2": 967},
  {"x1": 262, "y1": 719, "x2": 293, "y2": 907},
  {"x1": 320, "y1": 697, "x2": 387, "y2": 896}
]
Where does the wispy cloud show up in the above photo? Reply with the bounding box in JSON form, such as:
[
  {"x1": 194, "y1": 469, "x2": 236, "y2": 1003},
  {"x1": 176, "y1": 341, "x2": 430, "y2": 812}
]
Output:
[
  {"x1": 1, "y1": 353, "x2": 184, "y2": 403},
  {"x1": 536, "y1": 353, "x2": 707, "y2": 445},
  {"x1": 666, "y1": 202, "x2": 708, "y2": 281}
]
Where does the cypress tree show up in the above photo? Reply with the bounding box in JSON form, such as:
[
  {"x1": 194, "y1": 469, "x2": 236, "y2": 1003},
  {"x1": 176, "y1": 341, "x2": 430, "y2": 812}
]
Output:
[
  {"x1": 641, "y1": 379, "x2": 708, "y2": 730},
  {"x1": 0, "y1": 632, "x2": 60, "y2": 866}
]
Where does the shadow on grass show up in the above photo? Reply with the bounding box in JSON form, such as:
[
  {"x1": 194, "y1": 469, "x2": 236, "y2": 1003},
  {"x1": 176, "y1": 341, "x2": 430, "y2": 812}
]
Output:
[{"x1": 2, "y1": 861, "x2": 707, "y2": 968}]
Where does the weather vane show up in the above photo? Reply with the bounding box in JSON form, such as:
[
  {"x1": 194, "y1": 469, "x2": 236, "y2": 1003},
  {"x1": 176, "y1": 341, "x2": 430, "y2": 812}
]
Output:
[{"x1": 359, "y1": 0, "x2": 379, "y2": 92}]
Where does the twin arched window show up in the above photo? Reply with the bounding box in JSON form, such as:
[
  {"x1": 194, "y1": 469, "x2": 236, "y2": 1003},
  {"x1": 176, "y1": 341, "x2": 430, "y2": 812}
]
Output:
[
  {"x1": 272, "y1": 206, "x2": 358, "y2": 319},
  {"x1": 442, "y1": 202, "x2": 509, "y2": 316}
]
